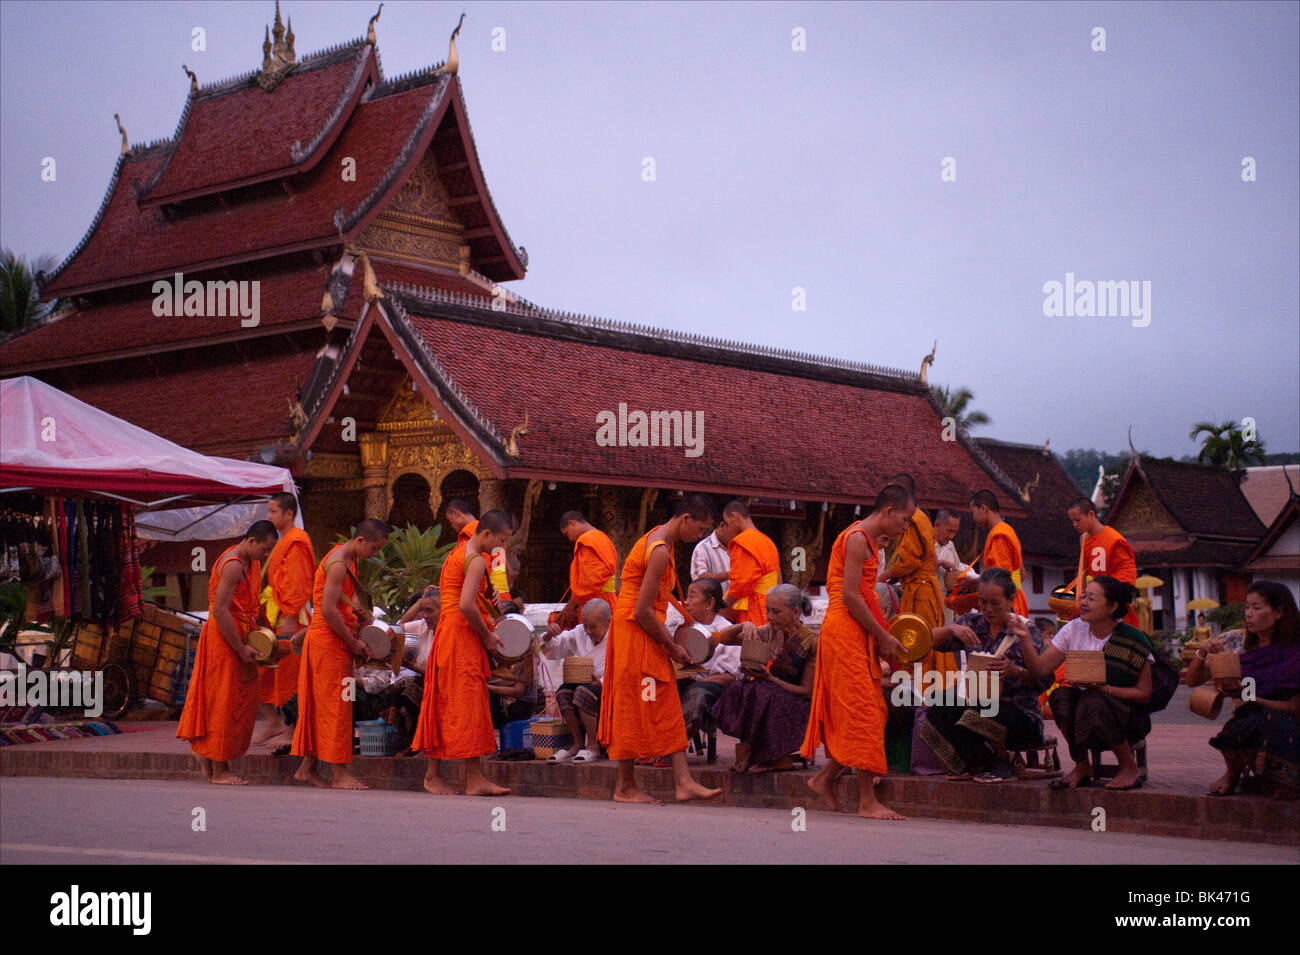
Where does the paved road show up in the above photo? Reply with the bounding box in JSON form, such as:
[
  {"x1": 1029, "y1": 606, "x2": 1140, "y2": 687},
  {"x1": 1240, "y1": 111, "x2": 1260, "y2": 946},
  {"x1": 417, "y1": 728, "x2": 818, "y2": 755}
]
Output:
[{"x1": 1, "y1": 777, "x2": 1291, "y2": 865}]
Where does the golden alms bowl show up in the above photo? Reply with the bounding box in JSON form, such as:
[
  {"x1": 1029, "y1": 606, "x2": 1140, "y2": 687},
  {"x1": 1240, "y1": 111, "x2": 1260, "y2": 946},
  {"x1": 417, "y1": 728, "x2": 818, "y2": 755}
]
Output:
[{"x1": 889, "y1": 613, "x2": 932, "y2": 663}]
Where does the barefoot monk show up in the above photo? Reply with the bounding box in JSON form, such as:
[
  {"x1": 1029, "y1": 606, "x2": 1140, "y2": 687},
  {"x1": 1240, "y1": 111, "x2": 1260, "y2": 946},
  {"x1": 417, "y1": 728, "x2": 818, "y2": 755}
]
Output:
[
  {"x1": 598, "y1": 494, "x2": 722, "y2": 804},
  {"x1": 414, "y1": 509, "x2": 515, "y2": 797},
  {"x1": 177, "y1": 520, "x2": 279, "y2": 785},
  {"x1": 291, "y1": 519, "x2": 389, "y2": 790},
  {"x1": 801, "y1": 485, "x2": 913, "y2": 820}
]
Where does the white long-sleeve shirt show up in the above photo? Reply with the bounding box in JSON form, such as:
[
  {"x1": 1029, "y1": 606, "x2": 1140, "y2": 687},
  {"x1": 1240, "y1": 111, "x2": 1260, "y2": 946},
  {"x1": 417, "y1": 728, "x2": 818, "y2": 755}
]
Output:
[{"x1": 541, "y1": 623, "x2": 608, "y2": 681}]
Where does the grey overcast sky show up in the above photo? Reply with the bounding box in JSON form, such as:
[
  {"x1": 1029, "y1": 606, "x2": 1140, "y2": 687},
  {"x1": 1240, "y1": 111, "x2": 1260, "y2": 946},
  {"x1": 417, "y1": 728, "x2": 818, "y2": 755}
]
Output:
[{"x1": 2, "y1": 1, "x2": 1297, "y2": 458}]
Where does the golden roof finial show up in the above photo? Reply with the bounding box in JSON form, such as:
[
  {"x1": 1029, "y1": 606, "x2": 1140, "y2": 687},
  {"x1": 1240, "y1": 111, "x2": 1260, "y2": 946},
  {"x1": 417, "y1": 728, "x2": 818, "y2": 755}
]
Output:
[
  {"x1": 182, "y1": 64, "x2": 199, "y2": 96},
  {"x1": 920, "y1": 339, "x2": 937, "y2": 385},
  {"x1": 505, "y1": 410, "x2": 530, "y2": 458},
  {"x1": 273, "y1": 0, "x2": 284, "y2": 42},
  {"x1": 367, "y1": 3, "x2": 383, "y2": 46},
  {"x1": 286, "y1": 16, "x2": 295, "y2": 57},
  {"x1": 114, "y1": 113, "x2": 128, "y2": 156},
  {"x1": 434, "y1": 12, "x2": 466, "y2": 76},
  {"x1": 262, "y1": 25, "x2": 272, "y2": 69}
]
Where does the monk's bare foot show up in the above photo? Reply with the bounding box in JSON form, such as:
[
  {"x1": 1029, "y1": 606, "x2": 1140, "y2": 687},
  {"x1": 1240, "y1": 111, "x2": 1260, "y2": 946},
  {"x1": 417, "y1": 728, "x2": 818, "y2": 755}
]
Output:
[
  {"x1": 806, "y1": 771, "x2": 839, "y2": 812},
  {"x1": 423, "y1": 776, "x2": 457, "y2": 795},
  {"x1": 858, "y1": 799, "x2": 906, "y2": 820},
  {"x1": 196, "y1": 756, "x2": 213, "y2": 779},
  {"x1": 675, "y1": 779, "x2": 722, "y2": 802},
  {"x1": 330, "y1": 768, "x2": 369, "y2": 790},
  {"x1": 293, "y1": 763, "x2": 328, "y2": 788},
  {"x1": 613, "y1": 786, "x2": 660, "y2": 804},
  {"x1": 209, "y1": 770, "x2": 249, "y2": 786},
  {"x1": 467, "y1": 779, "x2": 511, "y2": 797}
]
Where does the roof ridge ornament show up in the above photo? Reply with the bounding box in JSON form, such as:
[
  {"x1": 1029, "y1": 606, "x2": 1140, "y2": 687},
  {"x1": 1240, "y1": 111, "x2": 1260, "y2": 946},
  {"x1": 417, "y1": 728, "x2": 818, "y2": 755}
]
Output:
[
  {"x1": 920, "y1": 340, "x2": 936, "y2": 384},
  {"x1": 367, "y1": 4, "x2": 383, "y2": 46},
  {"x1": 182, "y1": 64, "x2": 198, "y2": 97},
  {"x1": 114, "y1": 113, "x2": 128, "y2": 157},
  {"x1": 433, "y1": 12, "x2": 466, "y2": 76},
  {"x1": 257, "y1": 1, "x2": 298, "y2": 91}
]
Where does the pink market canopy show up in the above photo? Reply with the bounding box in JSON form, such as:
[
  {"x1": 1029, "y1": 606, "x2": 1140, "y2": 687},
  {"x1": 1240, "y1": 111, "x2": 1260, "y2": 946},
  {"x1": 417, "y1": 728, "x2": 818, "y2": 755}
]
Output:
[{"x1": 0, "y1": 377, "x2": 296, "y2": 526}]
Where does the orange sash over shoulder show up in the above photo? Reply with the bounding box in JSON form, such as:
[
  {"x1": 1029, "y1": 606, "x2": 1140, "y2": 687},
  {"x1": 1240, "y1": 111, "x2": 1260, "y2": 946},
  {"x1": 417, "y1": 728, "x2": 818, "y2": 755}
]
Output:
[
  {"x1": 571, "y1": 528, "x2": 619, "y2": 612},
  {"x1": 176, "y1": 546, "x2": 261, "y2": 761},
  {"x1": 598, "y1": 530, "x2": 687, "y2": 759},
  {"x1": 982, "y1": 521, "x2": 1029, "y2": 617},
  {"x1": 800, "y1": 523, "x2": 888, "y2": 773},
  {"x1": 290, "y1": 544, "x2": 359, "y2": 765}
]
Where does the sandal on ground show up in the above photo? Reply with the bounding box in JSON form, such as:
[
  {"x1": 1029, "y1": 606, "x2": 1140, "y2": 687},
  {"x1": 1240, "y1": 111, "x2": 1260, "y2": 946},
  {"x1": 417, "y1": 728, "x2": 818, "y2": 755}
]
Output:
[
  {"x1": 1105, "y1": 778, "x2": 1144, "y2": 791},
  {"x1": 946, "y1": 772, "x2": 974, "y2": 781},
  {"x1": 271, "y1": 744, "x2": 291, "y2": 757},
  {"x1": 1049, "y1": 776, "x2": 1091, "y2": 790},
  {"x1": 572, "y1": 749, "x2": 597, "y2": 763},
  {"x1": 547, "y1": 748, "x2": 573, "y2": 763}
]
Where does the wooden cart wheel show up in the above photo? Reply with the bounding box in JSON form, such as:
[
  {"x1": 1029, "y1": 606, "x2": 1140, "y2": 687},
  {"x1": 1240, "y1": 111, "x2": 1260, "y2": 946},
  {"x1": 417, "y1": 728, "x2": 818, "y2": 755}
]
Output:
[{"x1": 99, "y1": 662, "x2": 136, "y2": 721}]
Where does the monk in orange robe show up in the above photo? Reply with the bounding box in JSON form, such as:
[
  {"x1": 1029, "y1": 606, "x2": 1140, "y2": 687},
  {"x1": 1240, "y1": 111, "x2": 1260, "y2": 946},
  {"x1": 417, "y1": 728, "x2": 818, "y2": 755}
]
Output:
[
  {"x1": 718, "y1": 500, "x2": 781, "y2": 625},
  {"x1": 1066, "y1": 496, "x2": 1139, "y2": 627},
  {"x1": 415, "y1": 509, "x2": 514, "y2": 796},
  {"x1": 291, "y1": 518, "x2": 389, "y2": 790},
  {"x1": 882, "y1": 473, "x2": 957, "y2": 678},
  {"x1": 444, "y1": 497, "x2": 478, "y2": 544},
  {"x1": 176, "y1": 520, "x2": 278, "y2": 785},
  {"x1": 801, "y1": 485, "x2": 912, "y2": 820},
  {"x1": 598, "y1": 494, "x2": 722, "y2": 804},
  {"x1": 445, "y1": 496, "x2": 517, "y2": 605},
  {"x1": 548, "y1": 511, "x2": 619, "y2": 635},
  {"x1": 253, "y1": 492, "x2": 315, "y2": 750},
  {"x1": 970, "y1": 490, "x2": 1030, "y2": 618}
]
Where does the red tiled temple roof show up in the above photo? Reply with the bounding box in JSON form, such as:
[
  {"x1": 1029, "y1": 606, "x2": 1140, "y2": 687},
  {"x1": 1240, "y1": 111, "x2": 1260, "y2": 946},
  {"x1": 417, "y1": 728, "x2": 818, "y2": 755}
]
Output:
[
  {"x1": 974, "y1": 438, "x2": 1083, "y2": 561},
  {"x1": 0, "y1": 263, "x2": 362, "y2": 371},
  {"x1": 363, "y1": 289, "x2": 1023, "y2": 509},
  {"x1": 58, "y1": 348, "x2": 318, "y2": 457},
  {"x1": 138, "y1": 43, "x2": 377, "y2": 206}
]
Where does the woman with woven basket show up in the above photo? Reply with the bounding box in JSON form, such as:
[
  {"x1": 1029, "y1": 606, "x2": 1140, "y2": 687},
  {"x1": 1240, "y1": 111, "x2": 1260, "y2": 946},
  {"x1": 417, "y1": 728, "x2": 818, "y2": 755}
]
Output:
[
  {"x1": 1184, "y1": 581, "x2": 1300, "y2": 798},
  {"x1": 1018, "y1": 576, "x2": 1154, "y2": 791}
]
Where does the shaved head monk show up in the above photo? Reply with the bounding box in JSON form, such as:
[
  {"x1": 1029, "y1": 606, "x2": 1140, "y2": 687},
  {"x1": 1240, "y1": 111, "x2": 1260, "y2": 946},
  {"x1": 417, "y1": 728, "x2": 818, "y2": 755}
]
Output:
[
  {"x1": 881, "y1": 474, "x2": 954, "y2": 677},
  {"x1": 598, "y1": 493, "x2": 722, "y2": 804},
  {"x1": 291, "y1": 518, "x2": 389, "y2": 790},
  {"x1": 253, "y1": 492, "x2": 315, "y2": 752},
  {"x1": 547, "y1": 511, "x2": 619, "y2": 636},
  {"x1": 414, "y1": 509, "x2": 515, "y2": 797},
  {"x1": 718, "y1": 501, "x2": 781, "y2": 626},
  {"x1": 801, "y1": 485, "x2": 913, "y2": 820},
  {"x1": 445, "y1": 498, "x2": 477, "y2": 543},
  {"x1": 969, "y1": 490, "x2": 1029, "y2": 618},
  {"x1": 177, "y1": 520, "x2": 278, "y2": 785},
  {"x1": 1066, "y1": 496, "x2": 1138, "y2": 627}
]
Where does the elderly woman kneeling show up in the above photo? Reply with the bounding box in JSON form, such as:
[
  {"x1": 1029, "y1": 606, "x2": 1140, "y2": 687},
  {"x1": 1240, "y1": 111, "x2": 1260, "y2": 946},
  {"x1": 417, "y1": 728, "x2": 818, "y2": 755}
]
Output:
[{"x1": 709, "y1": 584, "x2": 818, "y2": 773}]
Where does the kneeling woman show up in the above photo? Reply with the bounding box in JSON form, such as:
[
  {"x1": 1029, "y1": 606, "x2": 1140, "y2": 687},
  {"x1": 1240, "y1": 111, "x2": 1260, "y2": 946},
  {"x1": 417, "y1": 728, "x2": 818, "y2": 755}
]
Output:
[
  {"x1": 1018, "y1": 576, "x2": 1153, "y2": 791},
  {"x1": 1184, "y1": 580, "x2": 1299, "y2": 798},
  {"x1": 920, "y1": 568, "x2": 1050, "y2": 782},
  {"x1": 710, "y1": 584, "x2": 818, "y2": 773}
]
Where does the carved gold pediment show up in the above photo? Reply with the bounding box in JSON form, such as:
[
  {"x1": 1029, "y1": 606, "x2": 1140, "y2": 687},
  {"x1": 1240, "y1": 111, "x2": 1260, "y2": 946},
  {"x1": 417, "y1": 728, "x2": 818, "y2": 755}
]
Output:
[{"x1": 359, "y1": 151, "x2": 468, "y2": 271}]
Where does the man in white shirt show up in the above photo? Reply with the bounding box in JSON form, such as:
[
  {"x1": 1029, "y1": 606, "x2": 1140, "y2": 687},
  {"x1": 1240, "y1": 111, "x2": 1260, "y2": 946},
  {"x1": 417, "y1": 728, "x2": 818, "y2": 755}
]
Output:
[
  {"x1": 691, "y1": 530, "x2": 730, "y2": 597},
  {"x1": 933, "y1": 509, "x2": 971, "y2": 623},
  {"x1": 540, "y1": 598, "x2": 611, "y2": 762}
]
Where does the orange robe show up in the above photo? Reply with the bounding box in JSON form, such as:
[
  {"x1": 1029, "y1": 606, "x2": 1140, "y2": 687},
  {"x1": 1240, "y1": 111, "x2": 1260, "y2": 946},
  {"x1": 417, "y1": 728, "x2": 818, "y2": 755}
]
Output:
[
  {"x1": 598, "y1": 529, "x2": 687, "y2": 759},
  {"x1": 259, "y1": 527, "x2": 315, "y2": 706},
  {"x1": 891, "y1": 510, "x2": 957, "y2": 676},
  {"x1": 1073, "y1": 526, "x2": 1139, "y2": 627},
  {"x1": 458, "y1": 520, "x2": 478, "y2": 543},
  {"x1": 290, "y1": 544, "x2": 359, "y2": 765},
  {"x1": 982, "y1": 521, "x2": 1029, "y2": 617},
  {"x1": 571, "y1": 528, "x2": 618, "y2": 612},
  {"x1": 176, "y1": 546, "x2": 261, "y2": 761},
  {"x1": 412, "y1": 542, "x2": 497, "y2": 759},
  {"x1": 727, "y1": 528, "x2": 781, "y2": 625},
  {"x1": 800, "y1": 523, "x2": 888, "y2": 773}
]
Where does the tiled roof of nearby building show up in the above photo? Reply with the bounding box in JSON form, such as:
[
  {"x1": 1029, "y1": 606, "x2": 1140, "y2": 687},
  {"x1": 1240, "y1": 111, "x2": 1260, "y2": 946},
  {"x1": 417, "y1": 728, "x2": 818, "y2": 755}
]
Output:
[
  {"x1": 974, "y1": 438, "x2": 1082, "y2": 561},
  {"x1": 1129, "y1": 456, "x2": 1267, "y2": 541},
  {"x1": 1240, "y1": 465, "x2": 1300, "y2": 526}
]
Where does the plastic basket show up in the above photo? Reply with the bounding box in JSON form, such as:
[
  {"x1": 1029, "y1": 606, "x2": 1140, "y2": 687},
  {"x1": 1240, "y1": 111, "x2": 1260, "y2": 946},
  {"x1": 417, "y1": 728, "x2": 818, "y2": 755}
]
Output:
[{"x1": 357, "y1": 719, "x2": 401, "y2": 756}]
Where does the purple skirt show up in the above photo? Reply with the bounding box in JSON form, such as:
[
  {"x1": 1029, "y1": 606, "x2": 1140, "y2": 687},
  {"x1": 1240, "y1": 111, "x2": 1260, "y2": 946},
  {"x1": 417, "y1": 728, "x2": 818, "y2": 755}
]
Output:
[{"x1": 711, "y1": 677, "x2": 812, "y2": 765}]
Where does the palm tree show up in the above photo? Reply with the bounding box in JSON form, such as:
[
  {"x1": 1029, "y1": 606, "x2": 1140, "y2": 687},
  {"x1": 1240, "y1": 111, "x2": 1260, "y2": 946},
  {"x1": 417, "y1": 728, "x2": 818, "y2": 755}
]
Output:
[
  {"x1": 1189, "y1": 420, "x2": 1267, "y2": 477},
  {"x1": 934, "y1": 385, "x2": 991, "y2": 431},
  {"x1": 0, "y1": 249, "x2": 59, "y2": 335}
]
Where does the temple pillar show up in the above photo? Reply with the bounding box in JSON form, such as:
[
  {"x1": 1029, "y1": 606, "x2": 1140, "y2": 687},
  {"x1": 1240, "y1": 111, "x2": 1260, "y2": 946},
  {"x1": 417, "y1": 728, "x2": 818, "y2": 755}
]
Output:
[
  {"x1": 479, "y1": 477, "x2": 505, "y2": 515},
  {"x1": 358, "y1": 431, "x2": 389, "y2": 521},
  {"x1": 781, "y1": 519, "x2": 803, "y2": 588},
  {"x1": 599, "y1": 486, "x2": 638, "y2": 566}
]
